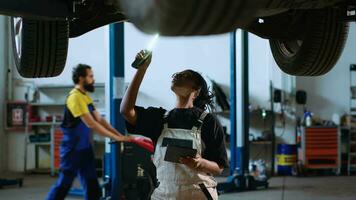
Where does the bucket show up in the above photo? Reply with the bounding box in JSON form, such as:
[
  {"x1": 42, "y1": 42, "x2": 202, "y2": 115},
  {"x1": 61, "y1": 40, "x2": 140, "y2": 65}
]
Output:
[{"x1": 277, "y1": 144, "x2": 296, "y2": 175}]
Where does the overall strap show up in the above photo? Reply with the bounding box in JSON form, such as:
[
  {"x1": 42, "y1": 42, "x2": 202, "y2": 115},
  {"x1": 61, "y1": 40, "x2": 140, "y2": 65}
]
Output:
[
  {"x1": 162, "y1": 110, "x2": 170, "y2": 129},
  {"x1": 199, "y1": 183, "x2": 214, "y2": 200},
  {"x1": 191, "y1": 111, "x2": 209, "y2": 133}
]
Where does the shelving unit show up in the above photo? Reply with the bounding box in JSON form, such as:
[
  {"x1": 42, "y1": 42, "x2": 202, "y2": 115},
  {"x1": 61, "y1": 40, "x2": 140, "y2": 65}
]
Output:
[
  {"x1": 23, "y1": 84, "x2": 70, "y2": 175},
  {"x1": 251, "y1": 141, "x2": 272, "y2": 145},
  {"x1": 30, "y1": 103, "x2": 66, "y2": 107},
  {"x1": 24, "y1": 116, "x2": 60, "y2": 176},
  {"x1": 23, "y1": 83, "x2": 106, "y2": 176},
  {"x1": 250, "y1": 109, "x2": 275, "y2": 176},
  {"x1": 215, "y1": 108, "x2": 275, "y2": 175}
]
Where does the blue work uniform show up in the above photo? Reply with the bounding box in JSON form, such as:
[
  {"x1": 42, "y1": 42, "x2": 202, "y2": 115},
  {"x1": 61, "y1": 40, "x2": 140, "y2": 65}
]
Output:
[{"x1": 47, "y1": 88, "x2": 101, "y2": 200}]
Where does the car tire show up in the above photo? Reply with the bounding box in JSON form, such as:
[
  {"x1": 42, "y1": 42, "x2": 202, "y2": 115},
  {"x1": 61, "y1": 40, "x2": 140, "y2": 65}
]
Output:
[
  {"x1": 11, "y1": 18, "x2": 69, "y2": 78},
  {"x1": 118, "y1": 0, "x2": 257, "y2": 36},
  {"x1": 269, "y1": 9, "x2": 349, "y2": 76}
]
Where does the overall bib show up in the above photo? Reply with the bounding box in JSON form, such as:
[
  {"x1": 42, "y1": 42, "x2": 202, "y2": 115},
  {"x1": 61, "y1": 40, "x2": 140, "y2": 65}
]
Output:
[
  {"x1": 151, "y1": 111, "x2": 218, "y2": 200},
  {"x1": 47, "y1": 104, "x2": 101, "y2": 200}
]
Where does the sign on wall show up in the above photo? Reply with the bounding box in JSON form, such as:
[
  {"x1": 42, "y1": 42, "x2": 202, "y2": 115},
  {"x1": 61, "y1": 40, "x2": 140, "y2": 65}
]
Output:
[{"x1": 6, "y1": 101, "x2": 28, "y2": 130}]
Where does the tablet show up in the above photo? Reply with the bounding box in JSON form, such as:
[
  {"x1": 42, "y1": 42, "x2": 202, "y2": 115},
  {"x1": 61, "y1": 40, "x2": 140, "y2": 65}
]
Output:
[{"x1": 164, "y1": 145, "x2": 197, "y2": 163}]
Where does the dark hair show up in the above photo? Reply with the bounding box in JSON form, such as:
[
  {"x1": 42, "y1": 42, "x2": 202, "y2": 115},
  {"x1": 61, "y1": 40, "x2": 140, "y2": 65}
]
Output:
[
  {"x1": 174, "y1": 69, "x2": 214, "y2": 111},
  {"x1": 72, "y1": 64, "x2": 91, "y2": 84}
]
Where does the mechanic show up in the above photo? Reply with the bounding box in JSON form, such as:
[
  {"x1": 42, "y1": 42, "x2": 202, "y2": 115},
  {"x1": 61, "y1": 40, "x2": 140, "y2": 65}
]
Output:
[
  {"x1": 120, "y1": 52, "x2": 228, "y2": 200},
  {"x1": 47, "y1": 64, "x2": 132, "y2": 200}
]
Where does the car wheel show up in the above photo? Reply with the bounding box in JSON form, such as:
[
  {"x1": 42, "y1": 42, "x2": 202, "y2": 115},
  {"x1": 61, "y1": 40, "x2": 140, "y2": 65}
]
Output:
[
  {"x1": 11, "y1": 17, "x2": 69, "y2": 78},
  {"x1": 269, "y1": 9, "x2": 349, "y2": 76}
]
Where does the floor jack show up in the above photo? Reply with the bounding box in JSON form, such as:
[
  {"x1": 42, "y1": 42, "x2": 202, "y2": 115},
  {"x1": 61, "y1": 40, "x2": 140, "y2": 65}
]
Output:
[{"x1": 217, "y1": 174, "x2": 268, "y2": 194}]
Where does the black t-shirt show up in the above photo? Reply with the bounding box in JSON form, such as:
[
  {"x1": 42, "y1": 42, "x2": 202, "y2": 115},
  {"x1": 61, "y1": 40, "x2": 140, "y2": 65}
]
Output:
[{"x1": 125, "y1": 106, "x2": 229, "y2": 168}]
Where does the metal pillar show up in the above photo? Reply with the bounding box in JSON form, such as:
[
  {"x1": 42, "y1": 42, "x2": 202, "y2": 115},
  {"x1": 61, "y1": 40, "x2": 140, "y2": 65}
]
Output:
[
  {"x1": 269, "y1": 81, "x2": 276, "y2": 175},
  {"x1": 108, "y1": 22, "x2": 125, "y2": 200},
  {"x1": 230, "y1": 30, "x2": 249, "y2": 178},
  {"x1": 229, "y1": 31, "x2": 237, "y2": 174}
]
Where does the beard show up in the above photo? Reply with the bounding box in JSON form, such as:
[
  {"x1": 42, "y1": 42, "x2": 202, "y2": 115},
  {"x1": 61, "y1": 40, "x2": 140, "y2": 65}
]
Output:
[{"x1": 84, "y1": 82, "x2": 95, "y2": 93}]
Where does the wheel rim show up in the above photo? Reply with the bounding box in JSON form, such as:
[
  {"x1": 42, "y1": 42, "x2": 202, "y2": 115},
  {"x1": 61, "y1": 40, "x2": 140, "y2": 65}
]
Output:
[
  {"x1": 277, "y1": 40, "x2": 303, "y2": 58},
  {"x1": 12, "y1": 17, "x2": 22, "y2": 59}
]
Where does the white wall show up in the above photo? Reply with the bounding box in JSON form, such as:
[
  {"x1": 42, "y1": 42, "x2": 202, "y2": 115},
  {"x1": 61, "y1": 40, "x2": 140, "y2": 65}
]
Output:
[
  {"x1": 248, "y1": 33, "x2": 273, "y2": 108},
  {"x1": 0, "y1": 16, "x2": 8, "y2": 172},
  {"x1": 296, "y1": 23, "x2": 356, "y2": 120}
]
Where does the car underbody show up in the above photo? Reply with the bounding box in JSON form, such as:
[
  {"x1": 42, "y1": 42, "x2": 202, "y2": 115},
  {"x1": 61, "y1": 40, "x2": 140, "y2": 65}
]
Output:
[{"x1": 1, "y1": 0, "x2": 356, "y2": 77}]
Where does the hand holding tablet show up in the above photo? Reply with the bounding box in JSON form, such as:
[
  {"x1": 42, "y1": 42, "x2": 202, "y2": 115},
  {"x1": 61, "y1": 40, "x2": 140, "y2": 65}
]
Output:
[
  {"x1": 161, "y1": 138, "x2": 198, "y2": 163},
  {"x1": 164, "y1": 145, "x2": 198, "y2": 163}
]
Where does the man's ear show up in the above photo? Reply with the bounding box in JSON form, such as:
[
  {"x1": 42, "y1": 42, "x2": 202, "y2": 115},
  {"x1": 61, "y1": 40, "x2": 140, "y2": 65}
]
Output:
[{"x1": 78, "y1": 76, "x2": 84, "y2": 83}]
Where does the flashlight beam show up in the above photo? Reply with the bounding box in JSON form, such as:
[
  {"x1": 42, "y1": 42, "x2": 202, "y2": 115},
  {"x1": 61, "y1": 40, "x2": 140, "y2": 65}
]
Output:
[{"x1": 147, "y1": 34, "x2": 159, "y2": 51}]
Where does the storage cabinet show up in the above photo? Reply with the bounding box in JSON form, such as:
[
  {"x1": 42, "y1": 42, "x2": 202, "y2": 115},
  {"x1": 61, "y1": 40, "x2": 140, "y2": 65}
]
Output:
[{"x1": 298, "y1": 126, "x2": 340, "y2": 173}]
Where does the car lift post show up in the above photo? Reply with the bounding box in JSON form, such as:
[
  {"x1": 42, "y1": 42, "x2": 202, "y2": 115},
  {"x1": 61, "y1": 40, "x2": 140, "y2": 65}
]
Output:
[
  {"x1": 237, "y1": 30, "x2": 250, "y2": 181},
  {"x1": 218, "y1": 30, "x2": 250, "y2": 192},
  {"x1": 106, "y1": 22, "x2": 126, "y2": 200}
]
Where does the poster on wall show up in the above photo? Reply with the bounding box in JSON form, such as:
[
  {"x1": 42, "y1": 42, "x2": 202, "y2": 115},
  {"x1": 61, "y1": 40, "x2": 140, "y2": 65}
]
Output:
[{"x1": 6, "y1": 101, "x2": 28, "y2": 130}]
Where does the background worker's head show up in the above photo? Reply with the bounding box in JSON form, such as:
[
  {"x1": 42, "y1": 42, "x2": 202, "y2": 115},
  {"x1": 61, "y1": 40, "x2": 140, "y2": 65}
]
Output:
[
  {"x1": 72, "y1": 64, "x2": 95, "y2": 92},
  {"x1": 171, "y1": 69, "x2": 214, "y2": 110}
]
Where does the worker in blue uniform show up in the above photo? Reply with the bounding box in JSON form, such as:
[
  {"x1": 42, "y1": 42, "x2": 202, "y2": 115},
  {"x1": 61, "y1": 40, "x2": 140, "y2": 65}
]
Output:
[{"x1": 47, "y1": 64, "x2": 132, "y2": 200}]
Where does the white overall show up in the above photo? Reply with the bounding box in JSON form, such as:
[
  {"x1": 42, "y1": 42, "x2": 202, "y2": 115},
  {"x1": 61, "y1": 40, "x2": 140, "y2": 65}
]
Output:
[{"x1": 151, "y1": 111, "x2": 218, "y2": 200}]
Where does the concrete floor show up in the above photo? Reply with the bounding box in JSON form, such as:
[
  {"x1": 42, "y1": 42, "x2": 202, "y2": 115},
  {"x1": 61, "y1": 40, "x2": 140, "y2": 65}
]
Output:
[{"x1": 0, "y1": 175, "x2": 356, "y2": 200}]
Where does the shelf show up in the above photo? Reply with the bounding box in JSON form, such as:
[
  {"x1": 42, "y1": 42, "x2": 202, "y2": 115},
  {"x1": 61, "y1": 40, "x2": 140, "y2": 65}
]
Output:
[
  {"x1": 37, "y1": 83, "x2": 105, "y2": 89},
  {"x1": 213, "y1": 109, "x2": 274, "y2": 117},
  {"x1": 350, "y1": 165, "x2": 356, "y2": 169},
  {"x1": 345, "y1": 127, "x2": 356, "y2": 131},
  {"x1": 349, "y1": 153, "x2": 356, "y2": 156},
  {"x1": 27, "y1": 168, "x2": 51, "y2": 174},
  {"x1": 28, "y1": 142, "x2": 50, "y2": 146},
  {"x1": 29, "y1": 122, "x2": 62, "y2": 126},
  {"x1": 250, "y1": 141, "x2": 272, "y2": 145},
  {"x1": 30, "y1": 103, "x2": 65, "y2": 106}
]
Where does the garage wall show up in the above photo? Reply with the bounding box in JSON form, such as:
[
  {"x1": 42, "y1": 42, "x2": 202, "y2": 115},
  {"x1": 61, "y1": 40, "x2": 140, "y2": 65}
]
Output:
[
  {"x1": 6, "y1": 22, "x2": 295, "y2": 171},
  {"x1": 8, "y1": 26, "x2": 110, "y2": 171},
  {"x1": 296, "y1": 23, "x2": 356, "y2": 121},
  {"x1": 0, "y1": 16, "x2": 8, "y2": 172}
]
